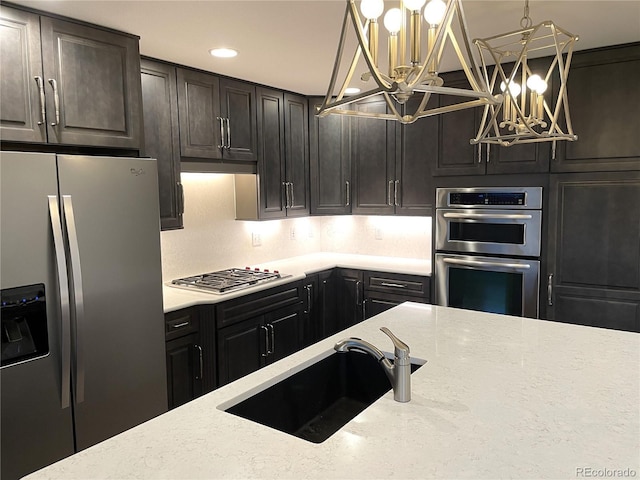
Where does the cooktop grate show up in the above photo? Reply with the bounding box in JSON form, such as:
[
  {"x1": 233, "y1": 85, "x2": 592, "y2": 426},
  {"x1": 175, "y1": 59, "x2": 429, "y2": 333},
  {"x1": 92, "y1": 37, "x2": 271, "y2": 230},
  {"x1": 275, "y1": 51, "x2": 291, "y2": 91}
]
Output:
[{"x1": 171, "y1": 268, "x2": 284, "y2": 294}]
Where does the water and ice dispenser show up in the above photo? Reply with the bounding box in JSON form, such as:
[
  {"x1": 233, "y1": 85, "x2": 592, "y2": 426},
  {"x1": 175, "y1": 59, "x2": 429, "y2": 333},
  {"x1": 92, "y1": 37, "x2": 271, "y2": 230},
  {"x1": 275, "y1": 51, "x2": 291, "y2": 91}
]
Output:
[{"x1": 1, "y1": 284, "x2": 49, "y2": 367}]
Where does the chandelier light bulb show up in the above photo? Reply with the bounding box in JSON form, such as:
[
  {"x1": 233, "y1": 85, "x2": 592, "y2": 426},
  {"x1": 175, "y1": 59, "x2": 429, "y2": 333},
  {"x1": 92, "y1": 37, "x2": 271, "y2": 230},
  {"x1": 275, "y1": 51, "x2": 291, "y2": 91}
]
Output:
[
  {"x1": 361, "y1": 0, "x2": 384, "y2": 20},
  {"x1": 404, "y1": 0, "x2": 427, "y2": 12},
  {"x1": 384, "y1": 8, "x2": 403, "y2": 33},
  {"x1": 424, "y1": 0, "x2": 446, "y2": 26},
  {"x1": 500, "y1": 80, "x2": 521, "y2": 97}
]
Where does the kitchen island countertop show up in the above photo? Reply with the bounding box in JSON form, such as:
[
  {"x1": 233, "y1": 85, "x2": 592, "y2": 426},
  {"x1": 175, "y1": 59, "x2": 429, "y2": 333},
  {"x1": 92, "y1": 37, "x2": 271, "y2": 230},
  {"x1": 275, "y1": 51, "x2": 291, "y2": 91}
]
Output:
[
  {"x1": 25, "y1": 304, "x2": 639, "y2": 480},
  {"x1": 163, "y1": 252, "x2": 431, "y2": 313}
]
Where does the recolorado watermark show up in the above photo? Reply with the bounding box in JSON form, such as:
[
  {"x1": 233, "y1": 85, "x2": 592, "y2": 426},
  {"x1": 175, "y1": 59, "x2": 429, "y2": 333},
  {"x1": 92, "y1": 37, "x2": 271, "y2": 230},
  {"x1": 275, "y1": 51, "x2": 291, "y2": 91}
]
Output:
[{"x1": 576, "y1": 467, "x2": 637, "y2": 478}]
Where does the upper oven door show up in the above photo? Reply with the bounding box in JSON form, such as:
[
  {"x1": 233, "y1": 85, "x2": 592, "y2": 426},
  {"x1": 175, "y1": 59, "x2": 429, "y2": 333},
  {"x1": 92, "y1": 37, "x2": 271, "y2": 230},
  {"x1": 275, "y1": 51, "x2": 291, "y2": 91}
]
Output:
[{"x1": 436, "y1": 208, "x2": 542, "y2": 257}]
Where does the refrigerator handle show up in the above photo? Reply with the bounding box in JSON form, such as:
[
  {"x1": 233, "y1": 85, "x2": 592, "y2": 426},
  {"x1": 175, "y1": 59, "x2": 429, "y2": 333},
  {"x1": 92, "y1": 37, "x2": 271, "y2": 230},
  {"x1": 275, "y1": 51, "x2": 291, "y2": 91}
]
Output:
[
  {"x1": 48, "y1": 196, "x2": 72, "y2": 409},
  {"x1": 62, "y1": 195, "x2": 86, "y2": 404}
]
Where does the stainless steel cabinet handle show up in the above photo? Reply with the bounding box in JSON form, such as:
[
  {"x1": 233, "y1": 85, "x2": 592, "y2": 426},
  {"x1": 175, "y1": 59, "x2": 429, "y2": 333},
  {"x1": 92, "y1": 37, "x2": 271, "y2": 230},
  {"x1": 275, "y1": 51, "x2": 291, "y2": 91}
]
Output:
[
  {"x1": 260, "y1": 325, "x2": 269, "y2": 357},
  {"x1": 387, "y1": 181, "x2": 393, "y2": 206},
  {"x1": 345, "y1": 181, "x2": 350, "y2": 207},
  {"x1": 356, "y1": 280, "x2": 362, "y2": 306},
  {"x1": 62, "y1": 195, "x2": 85, "y2": 404},
  {"x1": 304, "y1": 284, "x2": 312, "y2": 314},
  {"x1": 194, "y1": 344, "x2": 203, "y2": 380},
  {"x1": 225, "y1": 117, "x2": 231, "y2": 149},
  {"x1": 267, "y1": 324, "x2": 275, "y2": 355},
  {"x1": 216, "y1": 117, "x2": 225, "y2": 149},
  {"x1": 172, "y1": 321, "x2": 189, "y2": 329},
  {"x1": 442, "y1": 212, "x2": 533, "y2": 220},
  {"x1": 477, "y1": 144, "x2": 482, "y2": 163},
  {"x1": 394, "y1": 180, "x2": 399, "y2": 206},
  {"x1": 443, "y1": 257, "x2": 531, "y2": 270},
  {"x1": 289, "y1": 182, "x2": 295, "y2": 208},
  {"x1": 48, "y1": 78, "x2": 60, "y2": 126},
  {"x1": 177, "y1": 182, "x2": 185, "y2": 215},
  {"x1": 362, "y1": 298, "x2": 367, "y2": 320},
  {"x1": 48, "y1": 196, "x2": 72, "y2": 409},
  {"x1": 547, "y1": 274, "x2": 554, "y2": 306},
  {"x1": 485, "y1": 143, "x2": 491, "y2": 163},
  {"x1": 283, "y1": 182, "x2": 290, "y2": 208},
  {"x1": 381, "y1": 282, "x2": 407, "y2": 288},
  {"x1": 34, "y1": 76, "x2": 46, "y2": 125}
]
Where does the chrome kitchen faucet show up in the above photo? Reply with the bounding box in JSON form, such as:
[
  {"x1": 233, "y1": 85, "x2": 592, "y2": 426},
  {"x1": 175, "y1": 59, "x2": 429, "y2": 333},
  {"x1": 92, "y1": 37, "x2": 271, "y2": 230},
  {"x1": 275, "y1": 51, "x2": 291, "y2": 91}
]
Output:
[{"x1": 334, "y1": 327, "x2": 411, "y2": 402}]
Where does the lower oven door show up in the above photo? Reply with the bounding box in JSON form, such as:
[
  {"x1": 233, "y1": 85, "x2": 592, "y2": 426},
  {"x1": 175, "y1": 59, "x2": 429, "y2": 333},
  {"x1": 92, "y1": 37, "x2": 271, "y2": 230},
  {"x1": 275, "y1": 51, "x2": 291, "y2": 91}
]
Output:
[{"x1": 435, "y1": 253, "x2": 540, "y2": 318}]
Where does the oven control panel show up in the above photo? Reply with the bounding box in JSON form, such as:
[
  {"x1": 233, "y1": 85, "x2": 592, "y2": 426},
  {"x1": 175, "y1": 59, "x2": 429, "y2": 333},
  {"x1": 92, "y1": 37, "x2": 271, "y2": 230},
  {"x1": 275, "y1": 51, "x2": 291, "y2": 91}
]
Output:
[
  {"x1": 436, "y1": 187, "x2": 543, "y2": 210},
  {"x1": 449, "y1": 192, "x2": 526, "y2": 206}
]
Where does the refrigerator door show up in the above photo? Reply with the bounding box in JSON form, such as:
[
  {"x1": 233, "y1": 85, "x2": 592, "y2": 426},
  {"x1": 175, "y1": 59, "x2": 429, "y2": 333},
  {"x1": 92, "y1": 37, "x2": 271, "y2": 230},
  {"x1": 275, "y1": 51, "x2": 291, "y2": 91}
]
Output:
[
  {"x1": 0, "y1": 152, "x2": 75, "y2": 480},
  {"x1": 56, "y1": 155, "x2": 167, "y2": 450}
]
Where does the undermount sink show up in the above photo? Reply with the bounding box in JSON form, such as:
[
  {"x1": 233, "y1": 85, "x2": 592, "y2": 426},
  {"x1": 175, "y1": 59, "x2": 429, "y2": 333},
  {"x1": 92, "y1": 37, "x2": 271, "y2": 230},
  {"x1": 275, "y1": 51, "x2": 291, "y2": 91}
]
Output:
[{"x1": 222, "y1": 350, "x2": 425, "y2": 443}]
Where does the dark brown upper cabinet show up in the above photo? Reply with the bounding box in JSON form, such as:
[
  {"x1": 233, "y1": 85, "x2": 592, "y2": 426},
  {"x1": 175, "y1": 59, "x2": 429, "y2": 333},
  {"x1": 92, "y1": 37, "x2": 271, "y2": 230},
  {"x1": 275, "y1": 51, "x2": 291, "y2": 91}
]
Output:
[
  {"x1": 140, "y1": 58, "x2": 183, "y2": 230},
  {"x1": 553, "y1": 43, "x2": 640, "y2": 173},
  {"x1": 177, "y1": 69, "x2": 257, "y2": 162},
  {"x1": 1, "y1": 5, "x2": 143, "y2": 149},
  {"x1": 309, "y1": 97, "x2": 352, "y2": 215}
]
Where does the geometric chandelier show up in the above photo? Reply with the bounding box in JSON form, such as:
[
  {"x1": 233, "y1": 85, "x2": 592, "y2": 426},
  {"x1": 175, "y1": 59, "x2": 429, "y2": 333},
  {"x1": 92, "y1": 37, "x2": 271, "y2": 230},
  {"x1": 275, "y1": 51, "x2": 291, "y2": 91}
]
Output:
[
  {"x1": 316, "y1": 0, "x2": 502, "y2": 124},
  {"x1": 472, "y1": 0, "x2": 579, "y2": 148}
]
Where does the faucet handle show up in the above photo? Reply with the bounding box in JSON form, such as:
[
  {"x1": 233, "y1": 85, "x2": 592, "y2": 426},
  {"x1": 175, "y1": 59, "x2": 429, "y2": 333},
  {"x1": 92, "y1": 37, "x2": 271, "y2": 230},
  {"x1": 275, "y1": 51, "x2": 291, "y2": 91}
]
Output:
[{"x1": 380, "y1": 327, "x2": 410, "y2": 360}]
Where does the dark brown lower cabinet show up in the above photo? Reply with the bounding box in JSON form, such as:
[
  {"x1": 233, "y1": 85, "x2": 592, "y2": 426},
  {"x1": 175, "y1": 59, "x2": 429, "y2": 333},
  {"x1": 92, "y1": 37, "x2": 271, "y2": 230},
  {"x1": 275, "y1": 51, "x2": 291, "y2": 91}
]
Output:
[
  {"x1": 165, "y1": 334, "x2": 203, "y2": 409},
  {"x1": 215, "y1": 282, "x2": 304, "y2": 386},
  {"x1": 363, "y1": 271, "x2": 431, "y2": 319},
  {"x1": 165, "y1": 307, "x2": 202, "y2": 409},
  {"x1": 545, "y1": 171, "x2": 640, "y2": 332}
]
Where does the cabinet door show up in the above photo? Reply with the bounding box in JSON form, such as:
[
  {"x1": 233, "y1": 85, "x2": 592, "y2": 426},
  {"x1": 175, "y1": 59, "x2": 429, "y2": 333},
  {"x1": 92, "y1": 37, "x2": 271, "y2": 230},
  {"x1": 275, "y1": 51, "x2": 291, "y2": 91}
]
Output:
[
  {"x1": 39, "y1": 16, "x2": 142, "y2": 149},
  {"x1": 0, "y1": 7, "x2": 46, "y2": 143},
  {"x1": 301, "y1": 275, "x2": 320, "y2": 347},
  {"x1": 319, "y1": 270, "x2": 340, "y2": 338},
  {"x1": 140, "y1": 59, "x2": 183, "y2": 230},
  {"x1": 284, "y1": 93, "x2": 310, "y2": 216},
  {"x1": 546, "y1": 172, "x2": 640, "y2": 332},
  {"x1": 553, "y1": 44, "x2": 640, "y2": 172},
  {"x1": 434, "y1": 73, "x2": 485, "y2": 176},
  {"x1": 176, "y1": 68, "x2": 222, "y2": 159},
  {"x1": 265, "y1": 303, "x2": 302, "y2": 363},
  {"x1": 396, "y1": 95, "x2": 437, "y2": 215},
  {"x1": 351, "y1": 98, "x2": 396, "y2": 214},
  {"x1": 257, "y1": 87, "x2": 286, "y2": 219},
  {"x1": 217, "y1": 316, "x2": 266, "y2": 386},
  {"x1": 219, "y1": 78, "x2": 257, "y2": 161},
  {"x1": 309, "y1": 97, "x2": 351, "y2": 215},
  {"x1": 337, "y1": 269, "x2": 364, "y2": 329},
  {"x1": 166, "y1": 333, "x2": 203, "y2": 409}
]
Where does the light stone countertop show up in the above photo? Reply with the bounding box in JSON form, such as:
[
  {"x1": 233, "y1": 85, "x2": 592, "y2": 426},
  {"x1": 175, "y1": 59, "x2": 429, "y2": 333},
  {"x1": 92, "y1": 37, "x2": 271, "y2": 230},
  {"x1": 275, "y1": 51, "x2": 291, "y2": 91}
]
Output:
[
  {"x1": 26, "y1": 304, "x2": 640, "y2": 480},
  {"x1": 163, "y1": 253, "x2": 431, "y2": 313}
]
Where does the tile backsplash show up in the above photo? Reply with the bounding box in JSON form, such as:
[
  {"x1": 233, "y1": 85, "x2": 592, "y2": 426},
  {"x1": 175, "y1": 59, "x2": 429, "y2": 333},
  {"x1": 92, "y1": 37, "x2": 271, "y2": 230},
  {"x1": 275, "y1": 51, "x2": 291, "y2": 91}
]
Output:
[{"x1": 160, "y1": 173, "x2": 432, "y2": 282}]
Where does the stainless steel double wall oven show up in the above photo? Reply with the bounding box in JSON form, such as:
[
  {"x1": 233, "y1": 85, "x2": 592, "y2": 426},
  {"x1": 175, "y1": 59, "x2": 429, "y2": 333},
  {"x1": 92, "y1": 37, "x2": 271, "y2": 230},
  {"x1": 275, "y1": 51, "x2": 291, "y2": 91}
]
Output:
[{"x1": 435, "y1": 187, "x2": 543, "y2": 318}]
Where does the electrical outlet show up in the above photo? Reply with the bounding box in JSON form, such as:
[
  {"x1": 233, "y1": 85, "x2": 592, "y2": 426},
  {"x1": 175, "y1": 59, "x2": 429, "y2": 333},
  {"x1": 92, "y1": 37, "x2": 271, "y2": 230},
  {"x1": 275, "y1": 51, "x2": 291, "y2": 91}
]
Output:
[
  {"x1": 252, "y1": 232, "x2": 261, "y2": 247},
  {"x1": 290, "y1": 227, "x2": 296, "y2": 240}
]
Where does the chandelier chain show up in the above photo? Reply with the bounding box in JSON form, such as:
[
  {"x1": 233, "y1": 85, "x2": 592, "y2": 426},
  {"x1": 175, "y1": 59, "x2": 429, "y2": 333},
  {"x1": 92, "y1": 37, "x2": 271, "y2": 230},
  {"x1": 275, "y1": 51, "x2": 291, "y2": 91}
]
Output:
[{"x1": 520, "y1": 0, "x2": 533, "y2": 29}]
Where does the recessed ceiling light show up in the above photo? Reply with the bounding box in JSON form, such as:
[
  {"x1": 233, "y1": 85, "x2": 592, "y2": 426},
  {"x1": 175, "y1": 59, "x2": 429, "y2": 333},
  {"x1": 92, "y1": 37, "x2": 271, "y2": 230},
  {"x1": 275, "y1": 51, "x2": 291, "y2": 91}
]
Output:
[
  {"x1": 345, "y1": 87, "x2": 361, "y2": 95},
  {"x1": 209, "y1": 48, "x2": 238, "y2": 58}
]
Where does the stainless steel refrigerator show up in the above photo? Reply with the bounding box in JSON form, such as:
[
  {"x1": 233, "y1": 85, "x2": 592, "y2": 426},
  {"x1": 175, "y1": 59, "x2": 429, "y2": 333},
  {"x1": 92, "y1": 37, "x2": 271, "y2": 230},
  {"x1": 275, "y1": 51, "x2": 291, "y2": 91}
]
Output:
[{"x1": 1, "y1": 152, "x2": 168, "y2": 480}]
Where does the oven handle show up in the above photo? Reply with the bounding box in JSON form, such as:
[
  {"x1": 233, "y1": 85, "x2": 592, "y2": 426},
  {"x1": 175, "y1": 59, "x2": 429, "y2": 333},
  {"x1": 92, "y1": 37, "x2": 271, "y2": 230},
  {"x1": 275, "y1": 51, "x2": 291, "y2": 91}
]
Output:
[
  {"x1": 443, "y1": 257, "x2": 531, "y2": 270},
  {"x1": 442, "y1": 213, "x2": 533, "y2": 220}
]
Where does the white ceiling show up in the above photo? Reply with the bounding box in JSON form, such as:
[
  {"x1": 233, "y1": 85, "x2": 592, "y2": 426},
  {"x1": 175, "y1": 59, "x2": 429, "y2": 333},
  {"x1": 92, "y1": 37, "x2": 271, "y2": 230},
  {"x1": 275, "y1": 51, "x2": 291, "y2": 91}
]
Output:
[{"x1": 9, "y1": 0, "x2": 640, "y2": 95}]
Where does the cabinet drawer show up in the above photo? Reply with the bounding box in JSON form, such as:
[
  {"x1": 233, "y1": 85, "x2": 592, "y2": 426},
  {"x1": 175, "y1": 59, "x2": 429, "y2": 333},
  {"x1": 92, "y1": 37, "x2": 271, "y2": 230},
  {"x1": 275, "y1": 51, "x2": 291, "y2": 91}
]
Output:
[
  {"x1": 165, "y1": 307, "x2": 200, "y2": 341},
  {"x1": 364, "y1": 271, "x2": 430, "y2": 299},
  {"x1": 216, "y1": 281, "x2": 303, "y2": 329}
]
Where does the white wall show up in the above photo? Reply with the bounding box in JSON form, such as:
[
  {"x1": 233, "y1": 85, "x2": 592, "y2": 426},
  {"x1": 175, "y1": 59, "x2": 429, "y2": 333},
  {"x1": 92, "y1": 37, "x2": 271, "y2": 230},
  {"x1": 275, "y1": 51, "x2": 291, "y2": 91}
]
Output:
[{"x1": 160, "y1": 173, "x2": 432, "y2": 282}]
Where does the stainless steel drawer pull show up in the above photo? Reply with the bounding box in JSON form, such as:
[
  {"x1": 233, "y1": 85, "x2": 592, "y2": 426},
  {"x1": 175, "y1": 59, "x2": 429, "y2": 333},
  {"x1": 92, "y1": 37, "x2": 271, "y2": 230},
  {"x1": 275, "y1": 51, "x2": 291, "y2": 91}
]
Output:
[
  {"x1": 260, "y1": 325, "x2": 269, "y2": 357},
  {"x1": 345, "y1": 181, "x2": 350, "y2": 207},
  {"x1": 172, "y1": 321, "x2": 190, "y2": 329},
  {"x1": 547, "y1": 274, "x2": 554, "y2": 306},
  {"x1": 225, "y1": 117, "x2": 231, "y2": 149},
  {"x1": 381, "y1": 282, "x2": 407, "y2": 288}
]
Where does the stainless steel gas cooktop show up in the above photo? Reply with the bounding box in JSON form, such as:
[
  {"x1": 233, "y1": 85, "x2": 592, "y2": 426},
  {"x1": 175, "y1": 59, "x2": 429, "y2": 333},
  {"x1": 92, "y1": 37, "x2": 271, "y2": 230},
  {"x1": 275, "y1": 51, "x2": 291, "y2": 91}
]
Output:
[{"x1": 170, "y1": 268, "x2": 287, "y2": 294}]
